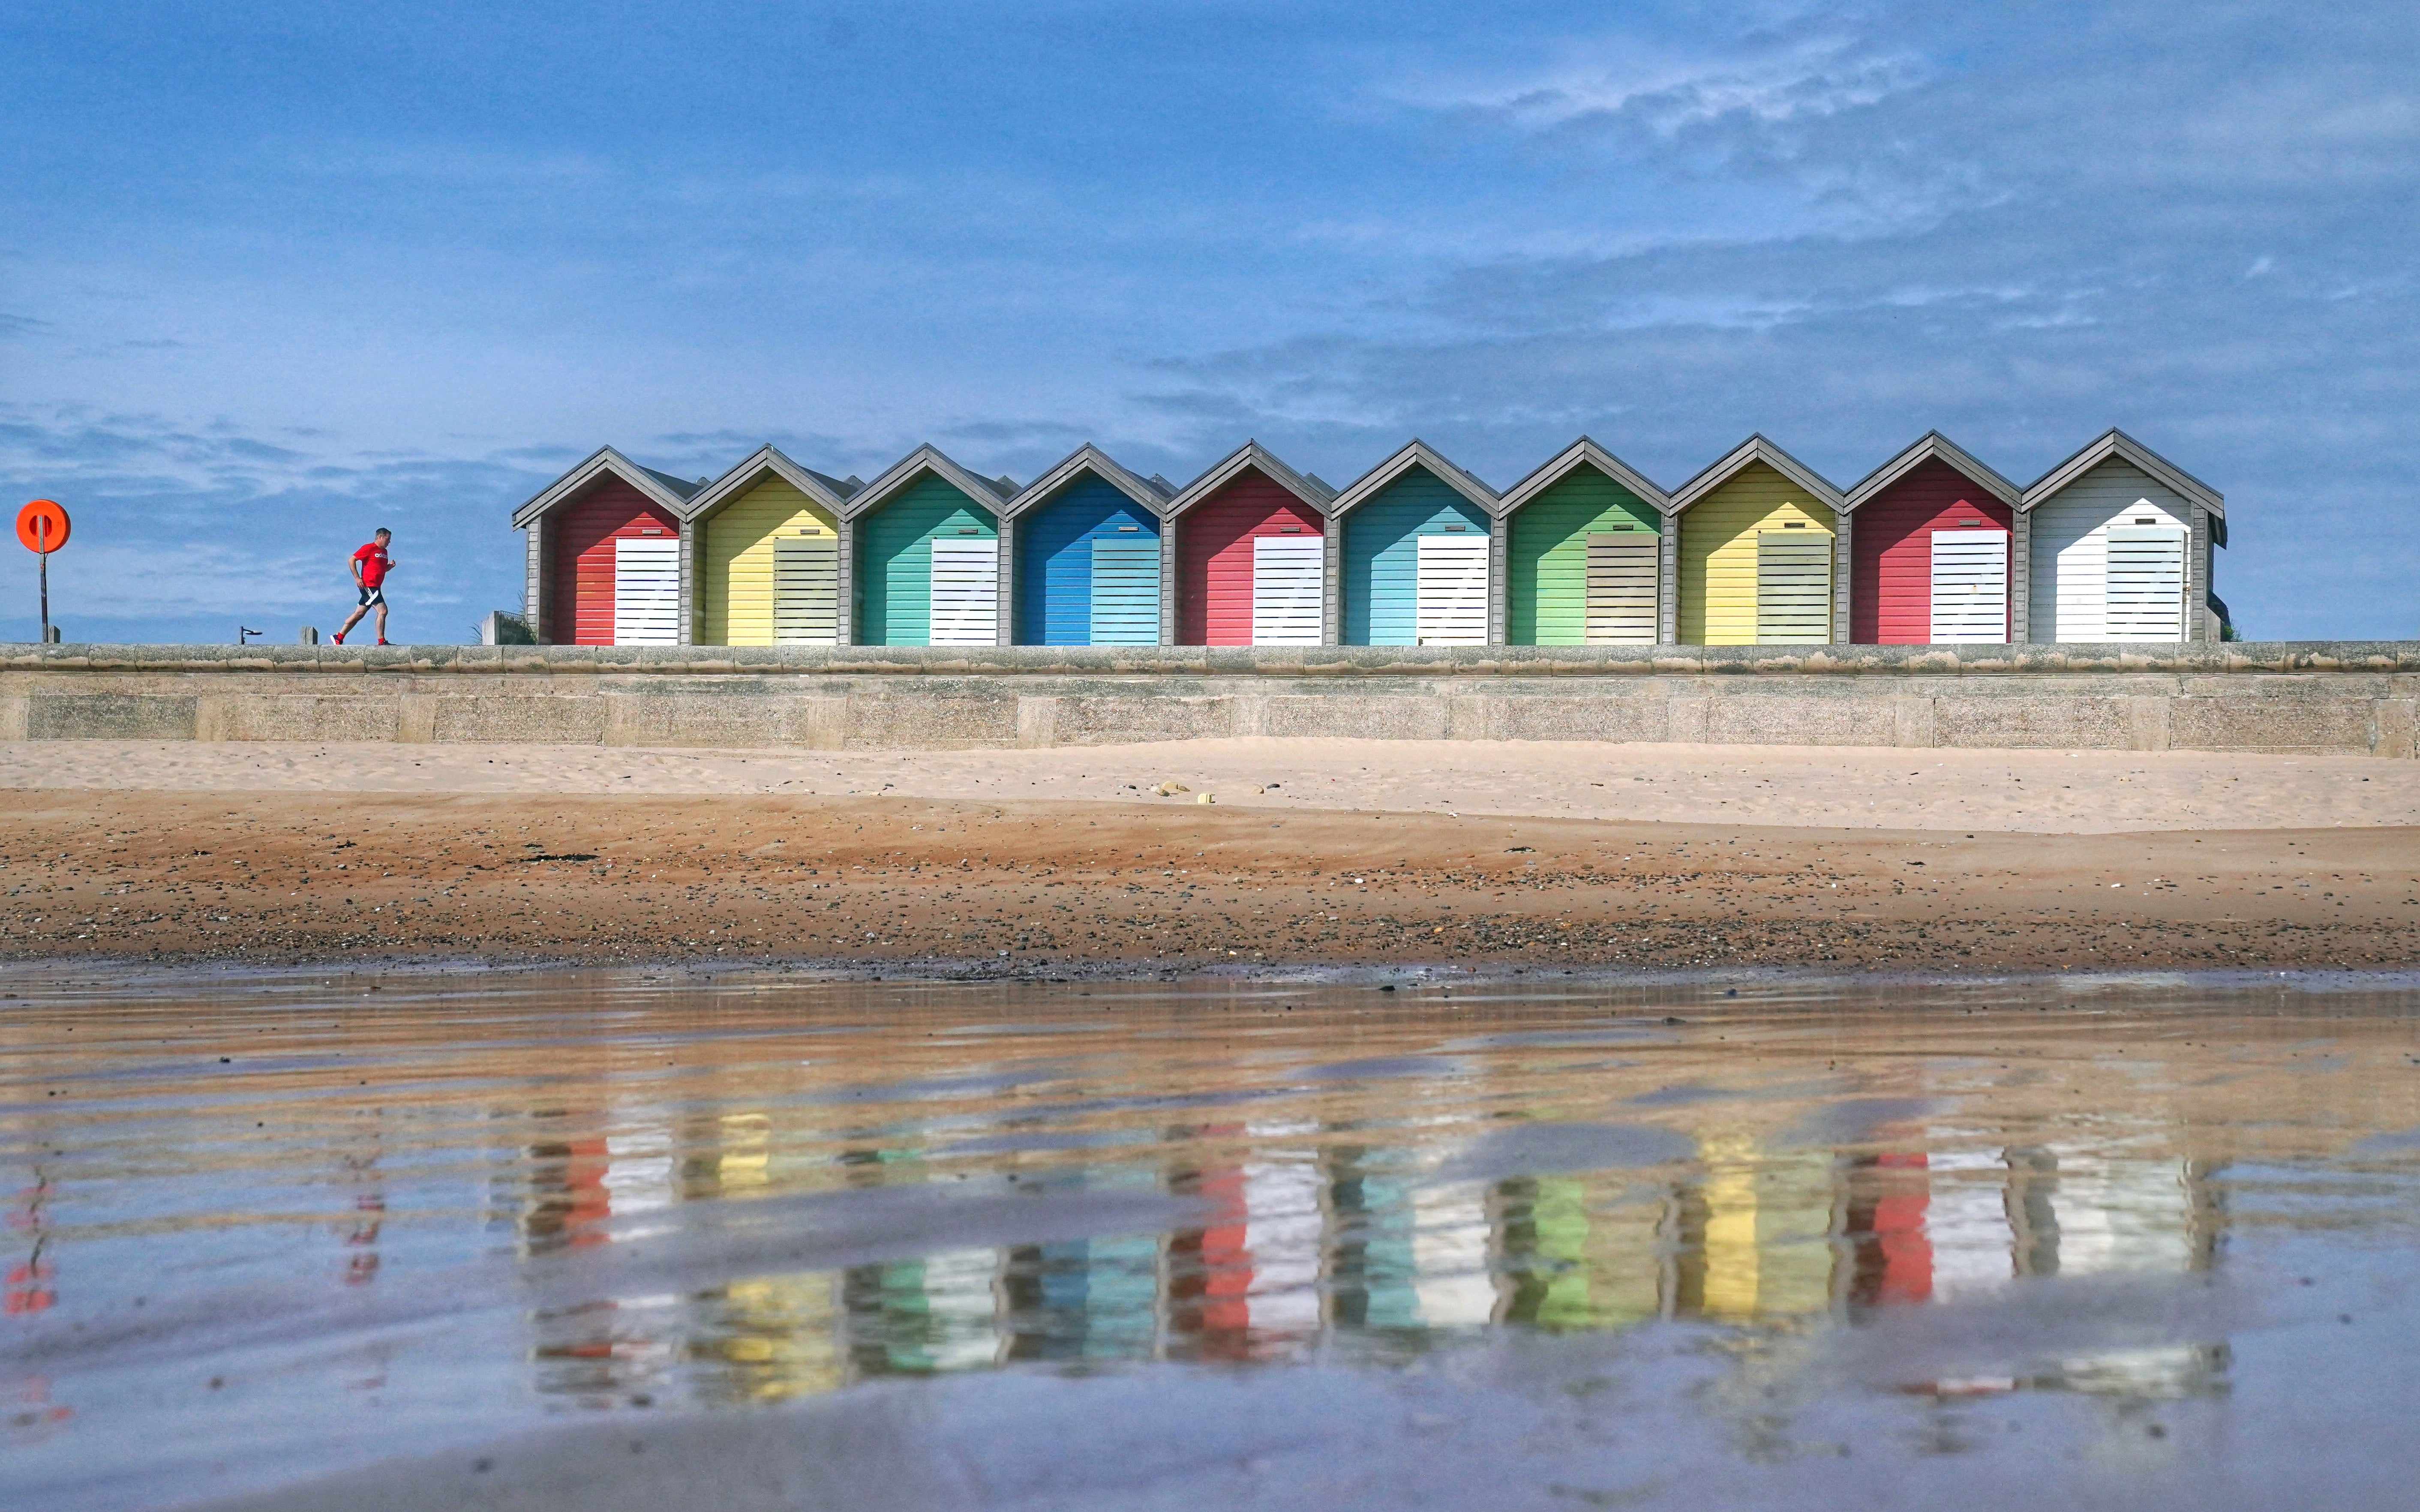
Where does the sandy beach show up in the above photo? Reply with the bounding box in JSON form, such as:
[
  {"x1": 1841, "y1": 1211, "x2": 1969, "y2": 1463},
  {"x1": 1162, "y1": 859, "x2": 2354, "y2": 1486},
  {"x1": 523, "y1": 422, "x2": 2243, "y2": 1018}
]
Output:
[{"x1": 3, "y1": 738, "x2": 2416, "y2": 972}]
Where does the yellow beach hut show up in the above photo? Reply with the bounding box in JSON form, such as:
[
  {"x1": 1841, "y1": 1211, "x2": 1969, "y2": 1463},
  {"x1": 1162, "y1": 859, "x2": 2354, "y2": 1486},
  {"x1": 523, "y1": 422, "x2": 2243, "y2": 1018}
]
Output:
[
  {"x1": 681, "y1": 446, "x2": 860, "y2": 647},
  {"x1": 1669, "y1": 436, "x2": 1847, "y2": 645}
]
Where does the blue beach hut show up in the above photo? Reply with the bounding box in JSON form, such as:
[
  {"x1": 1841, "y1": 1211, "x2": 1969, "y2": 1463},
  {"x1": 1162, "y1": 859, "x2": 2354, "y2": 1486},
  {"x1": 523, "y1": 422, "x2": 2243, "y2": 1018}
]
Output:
[{"x1": 1004, "y1": 445, "x2": 1174, "y2": 645}]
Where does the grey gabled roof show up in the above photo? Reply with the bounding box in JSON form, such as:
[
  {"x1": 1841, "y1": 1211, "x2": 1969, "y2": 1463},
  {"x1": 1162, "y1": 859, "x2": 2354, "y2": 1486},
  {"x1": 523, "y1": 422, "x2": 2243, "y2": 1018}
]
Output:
[
  {"x1": 839, "y1": 444, "x2": 1014, "y2": 523},
  {"x1": 2020, "y1": 429, "x2": 2224, "y2": 516},
  {"x1": 510, "y1": 446, "x2": 700, "y2": 530},
  {"x1": 1003, "y1": 444, "x2": 1174, "y2": 522},
  {"x1": 1492, "y1": 437, "x2": 1671, "y2": 520},
  {"x1": 1841, "y1": 431, "x2": 2022, "y2": 513},
  {"x1": 1324, "y1": 438, "x2": 1498, "y2": 522},
  {"x1": 1666, "y1": 434, "x2": 1845, "y2": 515},
  {"x1": 1163, "y1": 440, "x2": 1337, "y2": 519},
  {"x1": 679, "y1": 445, "x2": 856, "y2": 526}
]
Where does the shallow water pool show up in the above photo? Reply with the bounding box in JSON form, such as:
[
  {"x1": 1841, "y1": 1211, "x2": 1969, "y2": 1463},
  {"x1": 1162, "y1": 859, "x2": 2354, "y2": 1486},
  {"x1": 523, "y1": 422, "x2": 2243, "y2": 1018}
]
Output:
[{"x1": 5, "y1": 969, "x2": 2419, "y2": 1509}]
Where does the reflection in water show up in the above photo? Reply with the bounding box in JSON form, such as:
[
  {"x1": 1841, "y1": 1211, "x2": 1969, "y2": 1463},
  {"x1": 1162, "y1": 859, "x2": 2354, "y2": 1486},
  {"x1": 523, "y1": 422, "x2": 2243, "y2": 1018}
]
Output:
[
  {"x1": 478, "y1": 1020, "x2": 2253, "y2": 1400},
  {"x1": 1839, "y1": 1152, "x2": 1933, "y2": 1308},
  {"x1": 6, "y1": 1172, "x2": 55, "y2": 1318},
  {"x1": 587, "y1": 1123, "x2": 2241, "y2": 1401},
  {"x1": 519, "y1": 1121, "x2": 612, "y2": 1257},
  {"x1": 6, "y1": 973, "x2": 2418, "y2": 1507}
]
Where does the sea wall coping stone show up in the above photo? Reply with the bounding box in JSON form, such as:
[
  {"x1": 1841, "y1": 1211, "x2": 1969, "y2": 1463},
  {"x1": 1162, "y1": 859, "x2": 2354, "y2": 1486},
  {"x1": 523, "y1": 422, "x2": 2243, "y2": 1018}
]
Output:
[{"x1": 2, "y1": 641, "x2": 2418, "y2": 678}]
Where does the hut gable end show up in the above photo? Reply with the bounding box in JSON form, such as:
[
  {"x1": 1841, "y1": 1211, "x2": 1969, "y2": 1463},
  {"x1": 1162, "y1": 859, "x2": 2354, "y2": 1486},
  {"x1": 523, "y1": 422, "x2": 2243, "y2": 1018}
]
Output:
[
  {"x1": 1843, "y1": 432, "x2": 2021, "y2": 514},
  {"x1": 1168, "y1": 450, "x2": 1327, "y2": 647},
  {"x1": 1005, "y1": 444, "x2": 1173, "y2": 521},
  {"x1": 2022, "y1": 429, "x2": 2222, "y2": 517}
]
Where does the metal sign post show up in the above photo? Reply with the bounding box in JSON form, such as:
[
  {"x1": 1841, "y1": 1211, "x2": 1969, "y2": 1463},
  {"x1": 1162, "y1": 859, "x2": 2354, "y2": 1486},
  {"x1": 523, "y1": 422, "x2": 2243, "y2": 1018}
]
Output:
[{"x1": 16, "y1": 499, "x2": 71, "y2": 643}]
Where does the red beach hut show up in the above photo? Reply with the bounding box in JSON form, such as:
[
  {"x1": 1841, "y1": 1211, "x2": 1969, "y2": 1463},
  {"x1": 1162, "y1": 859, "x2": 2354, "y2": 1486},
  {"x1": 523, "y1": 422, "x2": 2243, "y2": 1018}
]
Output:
[
  {"x1": 1842, "y1": 433, "x2": 2022, "y2": 645},
  {"x1": 1165, "y1": 442, "x2": 1336, "y2": 646},
  {"x1": 512, "y1": 448, "x2": 703, "y2": 646}
]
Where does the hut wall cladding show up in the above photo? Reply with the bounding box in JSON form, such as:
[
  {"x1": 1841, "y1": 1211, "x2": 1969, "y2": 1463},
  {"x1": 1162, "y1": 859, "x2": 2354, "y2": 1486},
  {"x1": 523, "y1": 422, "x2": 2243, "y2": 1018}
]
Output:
[
  {"x1": 2030, "y1": 458, "x2": 2203, "y2": 645},
  {"x1": 1851, "y1": 459, "x2": 2015, "y2": 645},
  {"x1": 854, "y1": 474, "x2": 999, "y2": 647},
  {"x1": 545, "y1": 478, "x2": 680, "y2": 646},
  {"x1": 1679, "y1": 462, "x2": 1837, "y2": 646},
  {"x1": 1015, "y1": 476, "x2": 1161, "y2": 645},
  {"x1": 1339, "y1": 466, "x2": 1492, "y2": 646},
  {"x1": 1506, "y1": 464, "x2": 1663, "y2": 645},
  {"x1": 1175, "y1": 470, "x2": 1324, "y2": 646},
  {"x1": 697, "y1": 476, "x2": 839, "y2": 646}
]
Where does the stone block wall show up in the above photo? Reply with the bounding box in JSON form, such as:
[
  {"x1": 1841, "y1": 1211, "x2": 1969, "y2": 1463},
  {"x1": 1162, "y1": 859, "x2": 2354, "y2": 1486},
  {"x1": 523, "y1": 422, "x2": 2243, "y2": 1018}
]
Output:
[{"x1": 0, "y1": 642, "x2": 2413, "y2": 756}]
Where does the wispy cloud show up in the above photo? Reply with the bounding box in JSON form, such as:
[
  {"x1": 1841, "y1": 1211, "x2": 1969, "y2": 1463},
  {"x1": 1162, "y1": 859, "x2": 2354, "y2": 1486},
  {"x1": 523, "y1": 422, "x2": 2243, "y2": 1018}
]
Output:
[{"x1": 1418, "y1": 31, "x2": 1930, "y2": 143}]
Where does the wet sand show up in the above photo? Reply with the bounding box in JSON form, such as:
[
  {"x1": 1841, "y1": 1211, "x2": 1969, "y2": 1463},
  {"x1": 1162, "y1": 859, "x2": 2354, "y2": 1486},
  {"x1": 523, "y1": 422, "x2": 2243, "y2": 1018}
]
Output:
[
  {"x1": 3, "y1": 739, "x2": 2417, "y2": 972},
  {"x1": 6, "y1": 973, "x2": 2420, "y2": 1511}
]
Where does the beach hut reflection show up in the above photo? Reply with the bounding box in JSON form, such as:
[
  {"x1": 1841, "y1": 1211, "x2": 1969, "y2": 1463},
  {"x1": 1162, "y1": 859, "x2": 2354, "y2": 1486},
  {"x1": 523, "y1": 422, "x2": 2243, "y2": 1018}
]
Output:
[
  {"x1": 521, "y1": 1107, "x2": 687, "y2": 1406},
  {"x1": 829, "y1": 1147, "x2": 1007, "y2": 1377},
  {"x1": 501, "y1": 1092, "x2": 2234, "y2": 1408},
  {"x1": 1322, "y1": 1145, "x2": 1422, "y2": 1335},
  {"x1": 516, "y1": 1120, "x2": 613, "y2": 1257},
  {"x1": 1162, "y1": 1125, "x2": 1324, "y2": 1360}
]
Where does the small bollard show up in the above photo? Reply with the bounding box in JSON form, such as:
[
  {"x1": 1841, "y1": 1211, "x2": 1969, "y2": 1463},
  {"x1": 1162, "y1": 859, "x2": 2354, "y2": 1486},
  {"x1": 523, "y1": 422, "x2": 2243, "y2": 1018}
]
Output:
[{"x1": 299, "y1": 626, "x2": 319, "y2": 645}]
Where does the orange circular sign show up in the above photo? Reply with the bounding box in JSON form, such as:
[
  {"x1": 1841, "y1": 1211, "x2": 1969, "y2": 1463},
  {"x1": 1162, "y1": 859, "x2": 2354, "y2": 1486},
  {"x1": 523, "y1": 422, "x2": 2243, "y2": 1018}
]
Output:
[{"x1": 16, "y1": 500, "x2": 69, "y2": 555}]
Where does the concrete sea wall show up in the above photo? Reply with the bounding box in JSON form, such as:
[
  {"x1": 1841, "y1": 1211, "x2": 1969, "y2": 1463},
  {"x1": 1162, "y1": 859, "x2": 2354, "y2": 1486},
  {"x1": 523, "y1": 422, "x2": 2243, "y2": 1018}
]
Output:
[{"x1": 0, "y1": 642, "x2": 2414, "y2": 756}]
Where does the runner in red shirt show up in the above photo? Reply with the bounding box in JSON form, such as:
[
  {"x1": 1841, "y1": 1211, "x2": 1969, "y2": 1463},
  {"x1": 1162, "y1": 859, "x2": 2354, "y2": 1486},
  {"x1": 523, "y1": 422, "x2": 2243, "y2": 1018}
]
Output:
[{"x1": 333, "y1": 528, "x2": 395, "y2": 645}]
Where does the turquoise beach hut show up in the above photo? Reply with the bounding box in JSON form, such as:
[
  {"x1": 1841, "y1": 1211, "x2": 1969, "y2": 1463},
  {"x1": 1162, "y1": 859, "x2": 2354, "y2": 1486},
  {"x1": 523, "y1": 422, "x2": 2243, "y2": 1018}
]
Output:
[
  {"x1": 1324, "y1": 440, "x2": 1499, "y2": 646},
  {"x1": 844, "y1": 445, "x2": 1015, "y2": 646}
]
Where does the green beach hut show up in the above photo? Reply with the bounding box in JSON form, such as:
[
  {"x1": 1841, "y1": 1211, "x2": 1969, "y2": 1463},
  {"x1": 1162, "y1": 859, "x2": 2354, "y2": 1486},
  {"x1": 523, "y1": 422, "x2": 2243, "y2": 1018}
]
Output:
[{"x1": 1493, "y1": 439, "x2": 1672, "y2": 646}]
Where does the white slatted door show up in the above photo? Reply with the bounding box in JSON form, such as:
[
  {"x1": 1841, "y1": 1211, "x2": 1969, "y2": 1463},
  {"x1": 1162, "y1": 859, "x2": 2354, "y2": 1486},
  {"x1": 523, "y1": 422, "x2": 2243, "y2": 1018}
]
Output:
[
  {"x1": 1414, "y1": 533, "x2": 1488, "y2": 646},
  {"x1": 1251, "y1": 535, "x2": 1324, "y2": 645},
  {"x1": 2104, "y1": 526, "x2": 2186, "y2": 641},
  {"x1": 1584, "y1": 532, "x2": 1658, "y2": 644},
  {"x1": 772, "y1": 534, "x2": 839, "y2": 645},
  {"x1": 1928, "y1": 530, "x2": 2008, "y2": 643},
  {"x1": 611, "y1": 537, "x2": 680, "y2": 646},
  {"x1": 1754, "y1": 533, "x2": 1832, "y2": 643},
  {"x1": 928, "y1": 536, "x2": 999, "y2": 646},
  {"x1": 1088, "y1": 535, "x2": 1161, "y2": 645}
]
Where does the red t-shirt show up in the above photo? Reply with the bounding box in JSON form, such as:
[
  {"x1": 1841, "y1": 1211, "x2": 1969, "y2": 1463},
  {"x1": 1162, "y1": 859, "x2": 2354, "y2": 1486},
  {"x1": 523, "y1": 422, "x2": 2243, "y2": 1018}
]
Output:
[{"x1": 353, "y1": 542, "x2": 391, "y2": 588}]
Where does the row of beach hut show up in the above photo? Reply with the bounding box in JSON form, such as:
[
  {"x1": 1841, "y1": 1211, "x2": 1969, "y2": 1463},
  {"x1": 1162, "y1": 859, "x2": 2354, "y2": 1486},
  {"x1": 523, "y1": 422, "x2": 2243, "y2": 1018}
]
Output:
[{"x1": 509, "y1": 429, "x2": 2226, "y2": 649}]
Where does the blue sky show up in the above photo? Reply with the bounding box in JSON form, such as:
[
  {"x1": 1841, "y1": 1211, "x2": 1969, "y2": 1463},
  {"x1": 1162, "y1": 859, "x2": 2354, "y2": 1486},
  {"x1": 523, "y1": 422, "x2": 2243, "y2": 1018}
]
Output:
[{"x1": 3, "y1": 1, "x2": 2414, "y2": 642}]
